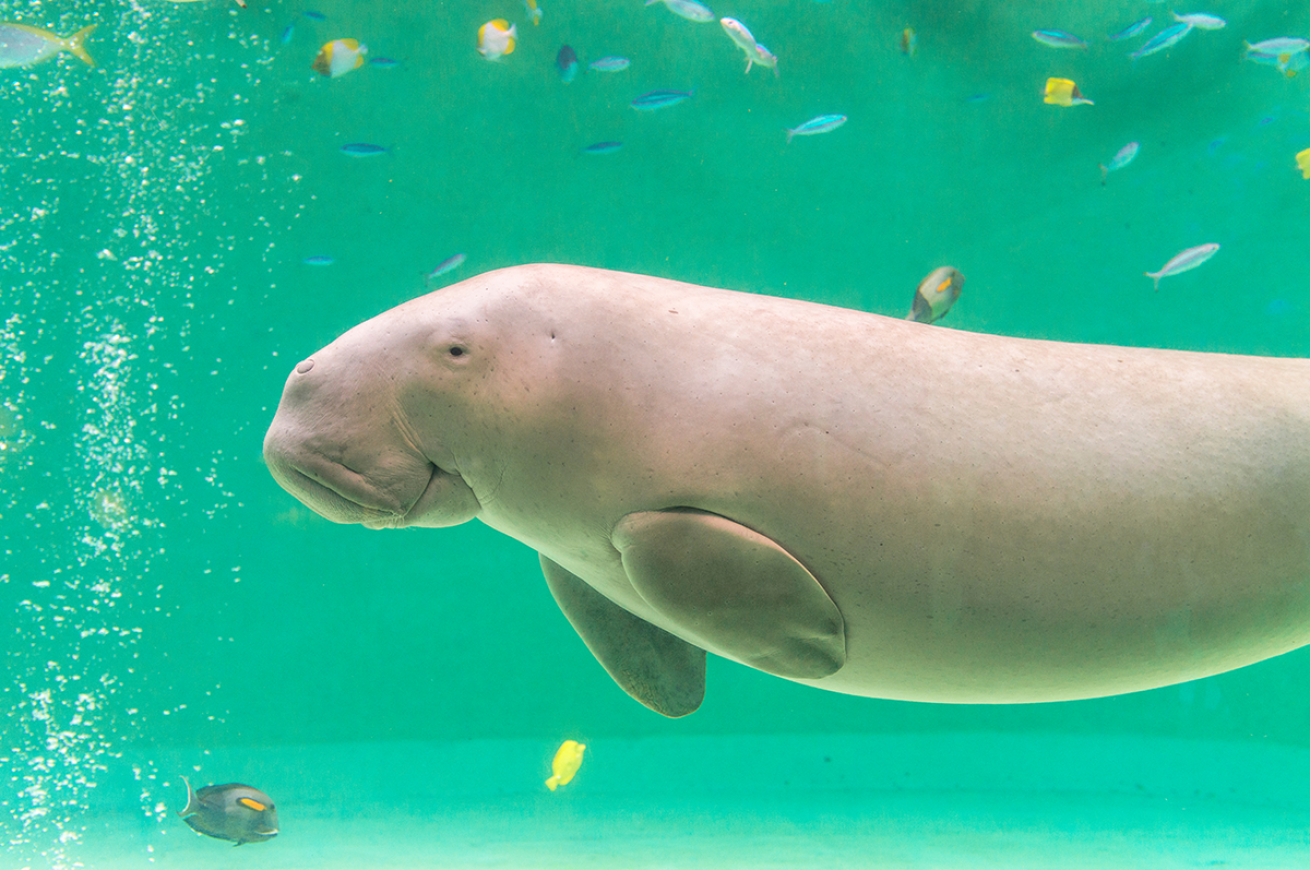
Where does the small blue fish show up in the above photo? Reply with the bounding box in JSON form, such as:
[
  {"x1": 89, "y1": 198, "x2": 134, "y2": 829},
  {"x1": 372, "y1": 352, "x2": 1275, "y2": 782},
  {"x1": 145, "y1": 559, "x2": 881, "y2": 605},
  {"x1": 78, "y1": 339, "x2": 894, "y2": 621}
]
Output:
[
  {"x1": 1108, "y1": 17, "x2": 1151, "y2": 41},
  {"x1": 630, "y1": 89, "x2": 694, "y2": 110},
  {"x1": 1032, "y1": 29, "x2": 1088, "y2": 49},
  {"x1": 588, "y1": 55, "x2": 630, "y2": 72},
  {"x1": 426, "y1": 253, "x2": 466, "y2": 284},
  {"x1": 340, "y1": 143, "x2": 388, "y2": 156},
  {"x1": 1130, "y1": 22, "x2": 1192, "y2": 59},
  {"x1": 557, "y1": 45, "x2": 578, "y2": 82},
  {"x1": 785, "y1": 113, "x2": 846, "y2": 143},
  {"x1": 302, "y1": 255, "x2": 334, "y2": 266},
  {"x1": 369, "y1": 57, "x2": 399, "y2": 68},
  {"x1": 1099, "y1": 141, "x2": 1139, "y2": 182},
  {"x1": 964, "y1": 93, "x2": 991, "y2": 103},
  {"x1": 302, "y1": 10, "x2": 326, "y2": 21},
  {"x1": 280, "y1": 24, "x2": 295, "y2": 44},
  {"x1": 583, "y1": 141, "x2": 623, "y2": 154}
]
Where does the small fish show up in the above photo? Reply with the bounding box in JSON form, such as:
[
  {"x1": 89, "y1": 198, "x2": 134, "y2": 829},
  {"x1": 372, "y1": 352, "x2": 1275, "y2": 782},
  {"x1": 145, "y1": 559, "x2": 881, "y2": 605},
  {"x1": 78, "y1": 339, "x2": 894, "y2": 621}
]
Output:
[
  {"x1": 279, "y1": 23, "x2": 295, "y2": 45},
  {"x1": 1145, "y1": 243, "x2": 1219, "y2": 291},
  {"x1": 1042, "y1": 77, "x2": 1093, "y2": 107},
  {"x1": 1245, "y1": 37, "x2": 1310, "y2": 56},
  {"x1": 1032, "y1": 29, "x2": 1089, "y2": 49},
  {"x1": 630, "y1": 89, "x2": 694, "y2": 110},
  {"x1": 302, "y1": 10, "x2": 326, "y2": 21},
  {"x1": 588, "y1": 55, "x2": 630, "y2": 72},
  {"x1": 583, "y1": 141, "x2": 623, "y2": 154},
  {"x1": 963, "y1": 93, "x2": 991, "y2": 103},
  {"x1": 545, "y1": 740, "x2": 586, "y2": 792},
  {"x1": 426, "y1": 253, "x2": 466, "y2": 284},
  {"x1": 477, "y1": 19, "x2": 517, "y2": 60},
  {"x1": 0, "y1": 23, "x2": 96, "y2": 68},
  {"x1": 340, "y1": 143, "x2": 388, "y2": 156},
  {"x1": 899, "y1": 27, "x2": 916, "y2": 56},
  {"x1": 785, "y1": 113, "x2": 846, "y2": 143},
  {"x1": 524, "y1": 0, "x2": 543, "y2": 26},
  {"x1": 1296, "y1": 148, "x2": 1310, "y2": 179},
  {"x1": 1099, "y1": 141, "x2": 1140, "y2": 182},
  {"x1": 720, "y1": 18, "x2": 778, "y2": 76},
  {"x1": 1247, "y1": 49, "x2": 1310, "y2": 77},
  {"x1": 177, "y1": 778, "x2": 278, "y2": 846},
  {"x1": 1171, "y1": 11, "x2": 1225, "y2": 30},
  {"x1": 1108, "y1": 17, "x2": 1152, "y2": 41},
  {"x1": 302, "y1": 255, "x2": 335, "y2": 266},
  {"x1": 556, "y1": 45, "x2": 578, "y2": 82},
  {"x1": 312, "y1": 38, "x2": 367, "y2": 78},
  {"x1": 1129, "y1": 22, "x2": 1192, "y2": 59},
  {"x1": 645, "y1": 0, "x2": 714, "y2": 24},
  {"x1": 368, "y1": 56, "x2": 399, "y2": 68},
  {"x1": 906, "y1": 266, "x2": 964, "y2": 324}
]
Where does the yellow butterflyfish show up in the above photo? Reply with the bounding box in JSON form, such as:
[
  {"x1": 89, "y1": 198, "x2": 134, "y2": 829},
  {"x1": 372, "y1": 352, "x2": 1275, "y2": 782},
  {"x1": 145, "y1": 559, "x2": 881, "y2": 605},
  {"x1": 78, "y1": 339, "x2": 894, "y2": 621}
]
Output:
[
  {"x1": 478, "y1": 19, "x2": 517, "y2": 60},
  {"x1": 1296, "y1": 147, "x2": 1310, "y2": 179},
  {"x1": 1042, "y1": 77, "x2": 1093, "y2": 107},
  {"x1": 545, "y1": 739, "x2": 586, "y2": 791}
]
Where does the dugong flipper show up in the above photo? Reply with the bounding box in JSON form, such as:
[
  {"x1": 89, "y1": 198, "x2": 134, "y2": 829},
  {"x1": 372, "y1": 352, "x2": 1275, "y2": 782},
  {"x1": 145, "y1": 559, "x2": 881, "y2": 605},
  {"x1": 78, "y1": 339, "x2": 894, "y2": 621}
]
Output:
[{"x1": 542, "y1": 555, "x2": 706, "y2": 717}]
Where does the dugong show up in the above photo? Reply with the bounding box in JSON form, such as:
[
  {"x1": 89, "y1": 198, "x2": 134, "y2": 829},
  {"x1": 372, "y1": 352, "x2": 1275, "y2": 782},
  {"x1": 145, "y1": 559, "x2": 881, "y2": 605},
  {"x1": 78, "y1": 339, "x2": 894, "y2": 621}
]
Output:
[{"x1": 263, "y1": 264, "x2": 1310, "y2": 717}]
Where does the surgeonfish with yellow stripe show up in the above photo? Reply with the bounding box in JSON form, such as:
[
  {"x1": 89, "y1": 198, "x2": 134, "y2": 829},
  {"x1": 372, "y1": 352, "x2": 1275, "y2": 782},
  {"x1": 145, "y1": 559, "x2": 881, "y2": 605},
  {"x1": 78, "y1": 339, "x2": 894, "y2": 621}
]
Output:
[
  {"x1": 177, "y1": 777, "x2": 279, "y2": 846},
  {"x1": 1042, "y1": 77, "x2": 1093, "y2": 106},
  {"x1": 312, "y1": 38, "x2": 367, "y2": 78},
  {"x1": 545, "y1": 740, "x2": 586, "y2": 791},
  {"x1": 0, "y1": 22, "x2": 96, "y2": 68},
  {"x1": 906, "y1": 266, "x2": 964, "y2": 324},
  {"x1": 478, "y1": 19, "x2": 517, "y2": 60}
]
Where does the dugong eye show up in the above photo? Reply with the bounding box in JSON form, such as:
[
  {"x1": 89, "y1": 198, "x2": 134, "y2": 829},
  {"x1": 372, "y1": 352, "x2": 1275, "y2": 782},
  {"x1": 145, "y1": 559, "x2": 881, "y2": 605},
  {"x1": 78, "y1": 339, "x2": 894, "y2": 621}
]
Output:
[{"x1": 448, "y1": 345, "x2": 466, "y2": 358}]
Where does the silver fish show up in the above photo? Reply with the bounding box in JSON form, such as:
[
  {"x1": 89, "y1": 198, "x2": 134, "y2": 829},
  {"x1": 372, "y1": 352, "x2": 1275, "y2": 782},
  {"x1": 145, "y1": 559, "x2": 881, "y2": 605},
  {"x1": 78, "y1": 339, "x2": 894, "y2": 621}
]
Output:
[
  {"x1": 1130, "y1": 22, "x2": 1193, "y2": 59},
  {"x1": 645, "y1": 0, "x2": 714, "y2": 23},
  {"x1": 906, "y1": 266, "x2": 964, "y2": 324},
  {"x1": 1099, "y1": 141, "x2": 1139, "y2": 182},
  {"x1": 178, "y1": 777, "x2": 279, "y2": 846},
  {"x1": 0, "y1": 23, "x2": 96, "y2": 68},
  {"x1": 1145, "y1": 243, "x2": 1219, "y2": 291}
]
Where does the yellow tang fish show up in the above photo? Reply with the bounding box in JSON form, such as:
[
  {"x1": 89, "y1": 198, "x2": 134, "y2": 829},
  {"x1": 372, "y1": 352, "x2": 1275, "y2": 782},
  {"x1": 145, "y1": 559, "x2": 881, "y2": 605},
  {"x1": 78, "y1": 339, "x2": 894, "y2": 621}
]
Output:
[
  {"x1": 1297, "y1": 147, "x2": 1310, "y2": 179},
  {"x1": 1042, "y1": 77, "x2": 1093, "y2": 107},
  {"x1": 478, "y1": 19, "x2": 517, "y2": 60},
  {"x1": 545, "y1": 739, "x2": 585, "y2": 791},
  {"x1": 312, "y1": 38, "x2": 367, "y2": 78},
  {"x1": 0, "y1": 23, "x2": 97, "y2": 68}
]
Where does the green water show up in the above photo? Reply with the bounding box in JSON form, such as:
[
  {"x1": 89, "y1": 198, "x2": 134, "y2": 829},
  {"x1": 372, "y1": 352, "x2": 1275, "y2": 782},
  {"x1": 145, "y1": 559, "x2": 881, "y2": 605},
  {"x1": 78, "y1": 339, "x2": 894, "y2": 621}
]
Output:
[{"x1": 5, "y1": 0, "x2": 1310, "y2": 866}]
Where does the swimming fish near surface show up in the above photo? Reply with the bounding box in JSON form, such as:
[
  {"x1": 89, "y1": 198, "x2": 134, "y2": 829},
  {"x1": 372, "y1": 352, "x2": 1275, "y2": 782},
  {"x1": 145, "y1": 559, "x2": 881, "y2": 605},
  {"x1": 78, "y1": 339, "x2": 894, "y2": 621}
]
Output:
[
  {"x1": 785, "y1": 113, "x2": 846, "y2": 143},
  {"x1": 426, "y1": 253, "x2": 466, "y2": 285},
  {"x1": 178, "y1": 778, "x2": 279, "y2": 846},
  {"x1": 645, "y1": 0, "x2": 714, "y2": 23},
  {"x1": 630, "y1": 89, "x2": 694, "y2": 110},
  {"x1": 339, "y1": 143, "x2": 388, "y2": 156},
  {"x1": 477, "y1": 19, "x2": 517, "y2": 60},
  {"x1": 589, "y1": 55, "x2": 630, "y2": 72},
  {"x1": 1297, "y1": 148, "x2": 1310, "y2": 179},
  {"x1": 1031, "y1": 29, "x2": 1088, "y2": 49},
  {"x1": 899, "y1": 27, "x2": 916, "y2": 56},
  {"x1": 302, "y1": 10, "x2": 326, "y2": 21},
  {"x1": 906, "y1": 266, "x2": 964, "y2": 324},
  {"x1": 302, "y1": 255, "x2": 335, "y2": 266},
  {"x1": 720, "y1": 17, "x2": 778, "y2": 76},
  {"x1": 0, "y1": 23, "x2": 96, "y2": 68},
  {"x1": 583, "y1": 141, "x2": 623, "y2": 154},
  {"x1": 545, "y1": 740, "x2": 586, "y2": 791},
  {"x1": 368, "y1": 56, "x2": 399, "y2": 68},
  {"x1": 1042, "y1": 77, "x2": 1093, "y2": 106},
  {"x1": 524, "y1": 0, "x2": 542, "y2": 26},
  {"x1": 556, "y1": 45, "x2": 578, "y2": 82},
  {"x1": 1170, "y1": 11, "x2": 1225, "y2": 30},
  {"x1": 312, "y1": 38, "x2": 367, "y2": 77},
  {"x1": 1129, "y1": 22, "x2": 1192, "y2": 59},
  {"x1": 1099, "y1": 141, "x2": 1140, "y2": 182},
  {"x1": 1108, "y1": 17, "x2": 1152, "y2": 41},
  {"x1": 1145, "y1": 243, "x2": 1219, "y2": 291},
  {"x1": 279, "y1": 24, "x2": 294, "y2": 44}
]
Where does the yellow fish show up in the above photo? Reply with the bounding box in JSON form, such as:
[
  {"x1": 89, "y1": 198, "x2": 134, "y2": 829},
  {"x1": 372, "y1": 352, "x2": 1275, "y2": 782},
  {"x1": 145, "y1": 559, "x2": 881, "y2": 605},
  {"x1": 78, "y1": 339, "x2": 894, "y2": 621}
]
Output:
[
  {"x1": 545, "y1": 739, "x2": 585, "y2": 791},
  {"x1": 899, "y1": 27, "x2": 916, "y2": 56},
  {"x1": 312, "y1": 38, "x2": 367, "y2": 78},
  {"x1": 478, "y1": 19, "x2": 517, "y2": 60},
  {"x1": 0, "y1": 23, "x2": 97, "y2": 68},
  {"x1": 1297, "y1": 147, "x2": 1310, "y2": 179},
  {"x1": 1042, "y1": 77, "x2": 1093, "y2": 107},
  {"x1": 524, "y1": 0, "x2": 543, "y2": 26}
]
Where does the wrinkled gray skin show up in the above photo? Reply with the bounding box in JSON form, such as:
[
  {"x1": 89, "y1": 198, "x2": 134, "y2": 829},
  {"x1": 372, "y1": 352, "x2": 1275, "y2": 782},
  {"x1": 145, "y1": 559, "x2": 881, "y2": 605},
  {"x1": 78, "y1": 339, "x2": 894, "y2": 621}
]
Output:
[
  {"x1": 264, "y1": 263, "x2": 1310, "y2": 717},
  {"x1": 178, "y1": 777, "x2": 278, "y2": 845}
]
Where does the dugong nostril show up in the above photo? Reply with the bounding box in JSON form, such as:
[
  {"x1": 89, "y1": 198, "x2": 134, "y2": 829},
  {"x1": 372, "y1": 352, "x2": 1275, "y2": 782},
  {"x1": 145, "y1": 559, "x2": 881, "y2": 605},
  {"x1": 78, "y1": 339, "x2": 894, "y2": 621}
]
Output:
[{"x1": 295, "y1": 359, "x2": 314, "y2": 374}]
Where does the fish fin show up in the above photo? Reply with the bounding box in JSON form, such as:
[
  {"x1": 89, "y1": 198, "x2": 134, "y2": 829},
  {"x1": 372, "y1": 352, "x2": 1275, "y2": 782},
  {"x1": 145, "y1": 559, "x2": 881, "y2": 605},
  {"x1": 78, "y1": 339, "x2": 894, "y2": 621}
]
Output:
[
  {"x1": 545, "y1": 775, "x2": 559, "y2": 791},
  {"x1": 785, "y1": 128, "x2": 795, "y2": 143},
  {"x1": 177, "y1": 775, "x2": 200, "y2": 817},
  {"x1": 612, "y1": 509, "x2": 846, "y2": 681},
  {"x1": 65, "y1": 24, "x2": 97, "y2": 68},
  {"x1": 541, "y1": 554, "x2": 706, "y2": 718}
]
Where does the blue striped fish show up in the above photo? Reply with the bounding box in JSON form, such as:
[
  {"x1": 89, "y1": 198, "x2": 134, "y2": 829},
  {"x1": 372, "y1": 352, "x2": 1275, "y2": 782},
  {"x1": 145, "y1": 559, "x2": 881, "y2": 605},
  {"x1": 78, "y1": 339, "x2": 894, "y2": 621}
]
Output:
[
  {"x1": 630, "y1": 89, "x2": 694, "y2": 110},
  {"x1": 1108, "y1": 17, "x2": 1151, "y2": 41},
  {"x1": 582, "y1": 141, "x2": 623, "y2": 154},
  {"x1": 1130, "y1": 22, "x2": 1192, "y2": 59},
  {"x1": 785, "y1": 113, "x2": 846, "y2": 143},
  {"x1": 589, "y1": 56, "x2": 630, "y2": 72},
  {"x1": 1031, "y1": 29, "x2": 1088, "y2": 49}
]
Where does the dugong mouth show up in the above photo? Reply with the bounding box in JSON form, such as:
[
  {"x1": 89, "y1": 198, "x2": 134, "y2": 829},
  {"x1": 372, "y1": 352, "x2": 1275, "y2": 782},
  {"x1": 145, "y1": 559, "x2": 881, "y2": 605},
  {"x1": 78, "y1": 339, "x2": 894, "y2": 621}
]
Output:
[{"x1": 270, "y1": 451, "x2": 435, "y2": 528}]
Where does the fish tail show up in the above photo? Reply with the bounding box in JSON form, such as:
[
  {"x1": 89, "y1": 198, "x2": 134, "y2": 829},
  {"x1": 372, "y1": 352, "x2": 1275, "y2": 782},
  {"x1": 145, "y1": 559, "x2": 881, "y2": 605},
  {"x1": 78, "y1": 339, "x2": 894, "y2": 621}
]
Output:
[
  {"x1": 1145, "y1": 272, "x2": 1160, "y2": 292},
  {"x1": 785, "y1": 128, "x2": 795, "y2": 144},
  {"x1": 178, "y1": 775, "x2": 199, "y2": 817},
  {"x1": 1098, "y1": 163, "x2": 1108, "y2": 182},
  {"x1": 545, "y1": 776, "x2": 560, "y2": 791},
  {"x1": 65, "y1": 24, "x2": 97, "y2": 67}
]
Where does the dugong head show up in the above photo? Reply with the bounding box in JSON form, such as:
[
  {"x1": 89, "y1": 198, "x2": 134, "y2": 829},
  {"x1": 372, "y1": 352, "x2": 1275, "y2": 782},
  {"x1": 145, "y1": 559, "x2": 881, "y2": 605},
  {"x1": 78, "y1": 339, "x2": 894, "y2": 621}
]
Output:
[{"x1": 263, "y1": 298, "x2": 483, "y2": 529}]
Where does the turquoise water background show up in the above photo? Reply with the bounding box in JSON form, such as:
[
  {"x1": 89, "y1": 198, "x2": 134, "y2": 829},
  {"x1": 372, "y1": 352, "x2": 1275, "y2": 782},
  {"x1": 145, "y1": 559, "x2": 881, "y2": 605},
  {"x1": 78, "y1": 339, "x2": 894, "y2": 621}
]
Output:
[{"x1": 4, "y1": 0, "x2": 1310, "y2": 865}]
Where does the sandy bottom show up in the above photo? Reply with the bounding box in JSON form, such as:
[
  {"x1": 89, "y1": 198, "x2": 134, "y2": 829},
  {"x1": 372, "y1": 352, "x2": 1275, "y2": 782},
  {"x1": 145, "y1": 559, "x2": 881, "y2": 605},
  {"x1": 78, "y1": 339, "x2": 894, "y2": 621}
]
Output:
[{"x1": 20, "y1": 734, "x2": 1310, "y2": 869}]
